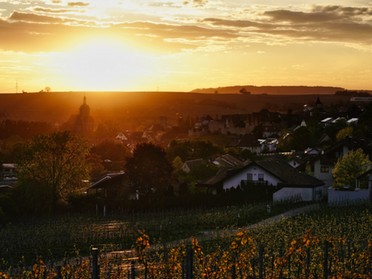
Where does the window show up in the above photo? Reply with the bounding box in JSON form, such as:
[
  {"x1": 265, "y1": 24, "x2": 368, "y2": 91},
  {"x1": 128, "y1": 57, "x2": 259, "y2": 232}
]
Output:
[
  {"x1": 320, "y1": 165, "x2": 329, "y2": 173},
  {"x1": 247, "y1": 173, "x2": 253, "y2": 181},
  {"x1": 258, "y1": 173, "x2": 264, "y2": 181}
]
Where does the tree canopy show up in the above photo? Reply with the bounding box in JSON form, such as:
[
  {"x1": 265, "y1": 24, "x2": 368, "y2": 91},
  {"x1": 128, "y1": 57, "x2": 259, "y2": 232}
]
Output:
[
  {"x1": 332, "y1": 148, "x2": 371, "y2": 189},
  {"x1": 90, "y1": 139, "x2": 130, "y2": 162},
  {"x1": 16, "y1": 131, "x2": 90, "y2": 213},
  {"x1": 167, "y1": 139, "x2": 221, "y2": 161},
  {"x1": 125, "y1": 142, "x2": 173, "y2": 197}
]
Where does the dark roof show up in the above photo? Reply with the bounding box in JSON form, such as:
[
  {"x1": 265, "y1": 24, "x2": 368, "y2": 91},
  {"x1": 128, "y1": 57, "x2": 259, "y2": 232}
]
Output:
[
  {"x1": 357, "y1": 167, "x2": 372, "y2": 179},
  {"x1": 183, "y1": 158, "x2": 207, "y2": 170},
  {"x1": 90, "y1": 172, "x2": 126, "y2": 189},
  {"x1": 299, "y1": 137, "x2": 372, "y2": 169},
  {"x1": 200, "y1": 158, "x2": 323, "y2": 188},
  {"x1": 200, "y1": 165, "x2": 245, "y2": 187},
  {"x1": 254, "y1": 158, "x2": 324, "y2": 187},
  {"x1": 213, "y1": 154, "x2": 244, "y2": 168}
]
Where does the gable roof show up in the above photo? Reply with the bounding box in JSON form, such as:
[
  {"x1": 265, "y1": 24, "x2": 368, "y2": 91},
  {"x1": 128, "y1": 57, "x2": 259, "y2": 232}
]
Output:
[
  {"x1": 213, "y1": 154, "x2": 244, "y2": 168},
  {"x1": 90, "y1": 172, "x2": 126, "y2": 189},
  {"x1": 254, "y1": 158, "x2": 324, "y2": 187},
  {"x1": 308, "y1": 137, "x2": 371, "y2": 167},
  {"x1": 357, "y1": 167, "x2": 372, "y2": 179},
  {"x1": 200, "y1": 158, "x2": 323, "y2": 188},
  {"x1": 183, "y1": 158, "x2": 207, "y2": 170}
]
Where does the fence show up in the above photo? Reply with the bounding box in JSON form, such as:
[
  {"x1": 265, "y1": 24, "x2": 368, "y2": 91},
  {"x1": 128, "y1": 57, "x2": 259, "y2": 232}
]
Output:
[
  {"x1": 89, "y1": 238, "x2": 371, "y2": 279},
  {"x1": 1, "y1": 238, "x2": 370, "y2": 278}
]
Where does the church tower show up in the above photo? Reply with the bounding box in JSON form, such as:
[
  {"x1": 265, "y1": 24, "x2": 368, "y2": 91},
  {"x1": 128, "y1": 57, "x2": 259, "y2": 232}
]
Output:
[{"x1": 76, "y1": 96, "x2": 94, "y2": 136}]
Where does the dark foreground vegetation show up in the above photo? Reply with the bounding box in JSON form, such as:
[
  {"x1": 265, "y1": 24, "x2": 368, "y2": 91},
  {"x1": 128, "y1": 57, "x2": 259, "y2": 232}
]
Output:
[
  {"x1": 0, "y1": 201, "x2": 305, "y2": 266},
  {"x1": 0, "y1": 203, "x2": 370, "y2": 278}
]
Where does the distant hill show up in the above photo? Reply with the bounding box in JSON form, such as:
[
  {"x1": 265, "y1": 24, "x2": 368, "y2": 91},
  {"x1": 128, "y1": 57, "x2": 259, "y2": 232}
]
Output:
[
  {"x1": 192, "y1": 85, "x2": 345, "y2": 95},
  {"x1": 0, "y1": 91, "x2": 352, "y2": 127}
]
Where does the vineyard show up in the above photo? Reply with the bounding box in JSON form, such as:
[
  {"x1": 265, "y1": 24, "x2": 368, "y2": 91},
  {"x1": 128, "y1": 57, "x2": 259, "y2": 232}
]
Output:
[{"x1": 0, "y1": 202, "x2": 371, "y2": 278}]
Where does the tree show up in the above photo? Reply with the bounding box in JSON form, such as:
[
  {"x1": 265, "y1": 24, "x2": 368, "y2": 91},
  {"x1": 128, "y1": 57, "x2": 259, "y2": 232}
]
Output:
[
  {"x1": 125, "y1": 143, "x2": 173, "y2": 197},
  {"x1": 332, "y1": 148, "x2": 371, "y2": 189},
  {"x1": 16, "y1": 131, "x2": 90, "y2": 213},
  {"x1": 90, "y1": 140, "x2": 130, "y2": 162},
  {"x1": 336, "y1": 127, "x2": 353, "y2": 141},
  {"x1": 167, "y1": 140, "x2": 221, "y2": 161}
]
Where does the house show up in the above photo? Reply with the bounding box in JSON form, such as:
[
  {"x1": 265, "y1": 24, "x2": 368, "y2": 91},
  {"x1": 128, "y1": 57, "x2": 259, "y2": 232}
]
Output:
[
  {"x1": 1, "y1": 163, "x2": 17, "y2": 179},
  {"x1": 320, "y1": 117, "x2": 333, "y2": 127},
  {"x1": 304, "y1": 147, "x2": 322, "y2": 156},
  {"x1": 328, "y1": 168, "x2": 372, "y2": 203},
  {"x1": 346, "y1": 118, "x2": 358, "y2": 125},
  {"x1": 0, "y1": 163, "x2": 17, "y2": 189},
  {"x1": 199, "y1": 158, "x2": 324, "y2": 202},
  {"x1": 115, "y1": 132, "x2": 128, "y2": 142},
  {"x1": 287, "y1": 155, "x2": 304, "y2": 169},
  {"x1": 260, "y1": 138, "x2": 278, "y2": 153},
  {"x1": 299, "y1": 137, "x2": 372, "y2": 190},
  {"x1": 181, "y1": 159, "x2": 208, "y2": 174},
  {"x1": 87, "y1": 171, "x2": 136, "y2": 200},
  {"x1": 213, "y1": 154, "x2": 244, "y2": 168}
]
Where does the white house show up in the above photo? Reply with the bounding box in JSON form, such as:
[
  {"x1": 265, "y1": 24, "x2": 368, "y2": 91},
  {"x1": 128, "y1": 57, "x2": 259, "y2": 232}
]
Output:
[
  {"x1": 298, "y1": 137, "x2": 371, "y2": 197},
  {"x1": 199, "y1": 158, "x2": 324, "y2": 202}
]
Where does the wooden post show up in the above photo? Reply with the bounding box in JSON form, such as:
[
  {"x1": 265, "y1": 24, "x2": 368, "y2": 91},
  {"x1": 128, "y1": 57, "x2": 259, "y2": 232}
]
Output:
[
  {"x1": 323, "y1": 241, "x2": 329, "y2": 279},
  {"x1": 56, "y1": 266, "x2": 62, "y2": 279},
  {"x1": 185, "y1": 246, "x2": 193, "y2": 279},
  {"x1": 258, "y1": 246, "x2": 264, "y2": 279},
  {"x1": 130, "y1": 260, "x2": 136, "y2": 279},
  {"x1": 92, "y1": 247, "x2": 99, "y2": 279},
  {"x1": 305, "y1": 247, "x2": 311, "y2": 277}
]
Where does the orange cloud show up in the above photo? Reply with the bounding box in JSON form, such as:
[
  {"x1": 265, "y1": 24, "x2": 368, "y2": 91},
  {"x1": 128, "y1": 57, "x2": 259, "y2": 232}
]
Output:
[{"x1": 68, "y1": 2, "x2": 89, "y2": 7}]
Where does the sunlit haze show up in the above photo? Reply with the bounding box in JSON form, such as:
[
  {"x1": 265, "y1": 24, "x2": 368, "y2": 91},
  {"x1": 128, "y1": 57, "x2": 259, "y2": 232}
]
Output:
[{"x1": 1, "y1": 0, "x2": 372, "y2": 92}]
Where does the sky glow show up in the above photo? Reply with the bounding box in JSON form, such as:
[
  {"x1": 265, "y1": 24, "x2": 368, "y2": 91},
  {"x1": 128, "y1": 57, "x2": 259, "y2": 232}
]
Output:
[{"x1": 0, "y1": 0, "x2": 371, "y2": 92}]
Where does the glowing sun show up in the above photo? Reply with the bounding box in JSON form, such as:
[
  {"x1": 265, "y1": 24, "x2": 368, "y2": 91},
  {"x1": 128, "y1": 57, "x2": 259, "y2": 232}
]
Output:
[{"x1": 52, "y1": 38, "x2": 154, "y2": 91}]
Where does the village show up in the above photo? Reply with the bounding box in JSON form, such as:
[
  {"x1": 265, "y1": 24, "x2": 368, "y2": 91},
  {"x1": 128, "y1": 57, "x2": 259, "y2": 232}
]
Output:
[{"x1": 1, "y1": 92, "x2": 372, "y2": 215}]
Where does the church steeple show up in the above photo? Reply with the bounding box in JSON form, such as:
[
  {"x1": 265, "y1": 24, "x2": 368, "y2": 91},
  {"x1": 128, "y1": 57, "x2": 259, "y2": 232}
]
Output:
[
  {"x1": 315, "y1": 96, "x2": 322, "y2": 108},
  {"x1": 80, "y1": 95, "x2": 90, "y2": 118}
]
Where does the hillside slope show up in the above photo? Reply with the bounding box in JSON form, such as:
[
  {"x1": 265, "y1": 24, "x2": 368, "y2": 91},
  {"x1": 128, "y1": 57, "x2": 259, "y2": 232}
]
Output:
[{"x1": 0, "y1": 91, "x2": 351, "y2": 127}]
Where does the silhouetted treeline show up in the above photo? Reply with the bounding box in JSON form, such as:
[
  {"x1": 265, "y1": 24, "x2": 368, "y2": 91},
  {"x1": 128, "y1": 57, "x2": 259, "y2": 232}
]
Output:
[
  {"x1": 0, "y1": 119, "x2": 54, "y2": 140},
  {"x1": 335, "y1": 90, "x2": 371, "y2": 97}
]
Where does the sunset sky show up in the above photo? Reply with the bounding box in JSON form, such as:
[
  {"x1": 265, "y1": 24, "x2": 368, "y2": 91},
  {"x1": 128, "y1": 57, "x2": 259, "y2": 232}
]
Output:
[{"x1": 0, "y1": 0, "x2": 372, "y2": 93}]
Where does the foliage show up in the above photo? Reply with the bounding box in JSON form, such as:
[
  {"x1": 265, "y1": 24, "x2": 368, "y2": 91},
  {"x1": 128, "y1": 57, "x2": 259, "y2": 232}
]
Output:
[
  {"x1": 0, "y1": 202, "x2": 301, "y2": 266},
  {"x1": 172, "y1": 156, "x2": 184, "y2": 175},
  {"x1": 282, "y1": 126, "x2": 312, "y2": 151},
  {"x1": 90, "y1": 140, "x2": 130, "y2": 162},
  {"x1": 0, "y1": 119, "x2": 53, "y2": 140},
  {"x1": 125, "y1": 142, "x2": 173, "y2": 197},
  {"x1": 86, "y1": 153, "x2": 105, "y2": 179},
  {"x1": 332, "y1": 148, "x2": 371, "y2": 189},
  {"x1": 324, "y1": 119, "x2": 347, "y2": 141},
  {"x1": 0, "y1": 204, "x2": 370, "y2": 278},
  {"x1": 167, "y1": 139, "x2": 222, "y2": 161},
  {"x1": 336, "y1": 126, "x2": 353, "y2": 141},
  {"x1": 16, "y1": 131, "x2": 90, "y2": 213}
]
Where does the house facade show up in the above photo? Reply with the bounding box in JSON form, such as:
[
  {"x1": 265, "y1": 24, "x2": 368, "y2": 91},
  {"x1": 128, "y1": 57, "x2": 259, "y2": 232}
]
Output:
[
  {"x1": 300, "y1": 137, "x2": 372, "y2": 190},
  {"x1": 200, "y1": 158, "x2": 324, "y2": 202},
  {"x1": 0, "y1": 163, "x2": 17, "y2": 190},
  {"x1": 328, "y1": 168, "x2": 372, "y2": 204}
]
